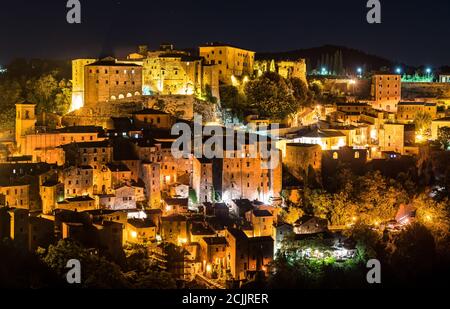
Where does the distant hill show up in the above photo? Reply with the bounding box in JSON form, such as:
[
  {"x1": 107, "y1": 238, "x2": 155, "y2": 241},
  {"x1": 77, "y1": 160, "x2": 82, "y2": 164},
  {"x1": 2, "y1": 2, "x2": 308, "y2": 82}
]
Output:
[{"x1": 256, "y1": 45, "x2": 393, "y2": 74}]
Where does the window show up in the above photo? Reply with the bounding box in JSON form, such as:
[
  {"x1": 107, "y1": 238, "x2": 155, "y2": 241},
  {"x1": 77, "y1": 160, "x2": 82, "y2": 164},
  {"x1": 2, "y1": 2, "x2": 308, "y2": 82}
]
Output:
[
  {"x1": 355, "y1": 152, "x2": 360, "y2": 159},
  {"x1": 333, "y1": 152, "x2": 338, "y2": 159}
]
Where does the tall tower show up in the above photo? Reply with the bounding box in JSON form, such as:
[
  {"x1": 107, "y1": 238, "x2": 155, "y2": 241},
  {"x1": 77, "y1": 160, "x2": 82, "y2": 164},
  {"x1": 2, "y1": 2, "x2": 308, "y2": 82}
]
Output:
[{"x1": 15, "y1": 102, "x2": 36, "y2": 153}]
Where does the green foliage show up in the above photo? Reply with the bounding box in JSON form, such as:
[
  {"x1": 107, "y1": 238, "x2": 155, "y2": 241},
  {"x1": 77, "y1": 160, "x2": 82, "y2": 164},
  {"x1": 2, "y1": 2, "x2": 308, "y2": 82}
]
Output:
[
  {"x1": 0, "y1": 79, "x2": 22, "y2": 131},
  {"x1": 188, "y1": 188, "x2": 198, "y2": 204},
  {"x1": 43, "y1": 239, "x2": 129, "y2": 288},
  {"x1": 244, "y1": 72, "x2": 298, "y2": 120},
  {"x1": 437, "y1": 126, "x2": 450, "y2": 150},
  {"x1": 413, "y1": 111, "x2": 432, "y2": 135},
  {"x1": 0, "y1": 61, "x2": 72, "y2": 131},
  {"x1": 280, "y1": 206, "x2": 304, "y2": 225}
]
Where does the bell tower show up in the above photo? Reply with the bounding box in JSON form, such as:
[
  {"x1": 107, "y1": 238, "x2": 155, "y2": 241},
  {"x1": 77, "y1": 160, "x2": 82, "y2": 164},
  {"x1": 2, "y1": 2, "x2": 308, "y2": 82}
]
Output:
[{"x1": 15, "y1": 102, "x2": 36, "y2": 153}]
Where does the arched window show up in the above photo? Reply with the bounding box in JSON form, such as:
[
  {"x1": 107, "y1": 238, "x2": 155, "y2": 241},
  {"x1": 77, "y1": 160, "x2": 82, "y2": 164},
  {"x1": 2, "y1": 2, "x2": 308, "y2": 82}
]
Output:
[
  {"x1": 355, "y1": 152, "x2": 360, "y2": 159},
  {"x1": 118, "y1": 94, "x2": 125, "y2": 99},
  {"x1": 110, "y1": 95, "x2": 117, "y2": 101},
  {"x1": 134, "y1": 91, "x2": 140, "y2": 96},
  {"x1": 126, "y1": 93, "x2": 132, "y2": 97},
  {"x1": 333, "y1": 152, "x2": 338, "y2": 160}
]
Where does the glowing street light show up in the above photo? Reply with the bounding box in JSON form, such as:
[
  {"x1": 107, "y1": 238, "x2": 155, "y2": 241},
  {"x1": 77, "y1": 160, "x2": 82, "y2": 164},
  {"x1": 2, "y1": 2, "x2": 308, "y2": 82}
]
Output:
[
  {"x1": 395, "y1": 67, "x2": 402, "y2": 74},
  {"x1": 426, "y1": 68, "x2": 432, "y2": 74}
]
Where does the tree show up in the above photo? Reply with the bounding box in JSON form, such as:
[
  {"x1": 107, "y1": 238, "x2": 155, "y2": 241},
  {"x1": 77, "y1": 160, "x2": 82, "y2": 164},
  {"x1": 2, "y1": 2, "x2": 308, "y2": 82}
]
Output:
[
  {"x1": 43, "y1": 239, "x2": 129, "y2": 288},
  {"x1": 413, "y1": 111, "x2": 432, "y2": 135},
  {"x1": 289, "y1": 77, "x2": 309, "y2": 105},
  {"x1": 280, "y1": 206, "x2": 304, "y2": 225},
  {"x1": 219, "y1": 85, "x2": 247, "y2": 116},
  {"x1": 437, "y1": 127, "x2": 450, "y2": 150},
  {"x1": 354, "y1": 171, "x2": 403, "y2": 225},
  {"x1": 412, "y1": 194, "x2": 450, "y2": 253},
  {"x1": 244, "y1": 72, "x2": 298, "y2": 120},
  {"x1": 0, "y1": 79, "x2": 23, "y2": 131},
  {"x1": 390, "y1": 223, "x2": 436, "y2": 285}
]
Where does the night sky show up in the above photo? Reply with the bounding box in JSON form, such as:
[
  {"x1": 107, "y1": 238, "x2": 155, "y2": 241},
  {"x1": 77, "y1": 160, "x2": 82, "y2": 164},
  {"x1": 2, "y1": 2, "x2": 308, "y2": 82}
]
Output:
[{"x1": 1, "y1": 0, "x2": 449, "y2": 66}]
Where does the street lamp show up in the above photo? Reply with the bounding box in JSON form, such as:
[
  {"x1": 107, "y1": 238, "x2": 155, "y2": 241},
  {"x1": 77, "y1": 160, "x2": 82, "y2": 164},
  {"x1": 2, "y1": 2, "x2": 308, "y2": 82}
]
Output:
[
  {"x1": 395, "y1": 67, "x2": 402, "y2": 74},
  {"x1": 357, "y1": 67, "x2": 362, "y2": 78}
]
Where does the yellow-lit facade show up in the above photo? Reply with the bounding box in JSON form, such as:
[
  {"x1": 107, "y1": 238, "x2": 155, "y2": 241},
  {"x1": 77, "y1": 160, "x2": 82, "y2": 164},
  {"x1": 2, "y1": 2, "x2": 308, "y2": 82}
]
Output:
[
  {"x1": 71, "y1": 59, "x2": 97, "y2": 110},
  {"x1": 199, "y1": 44, "x2": 255, "y2": 84},
  {"x1": 255, "y1": 59, "x2": 307, "y2": 83},
  {"x1": 371, "y1": 74, "x2": 401, "y2": 112},
  {"x1": 142, "y1": 51, "x2": 203, "y2": 95}
]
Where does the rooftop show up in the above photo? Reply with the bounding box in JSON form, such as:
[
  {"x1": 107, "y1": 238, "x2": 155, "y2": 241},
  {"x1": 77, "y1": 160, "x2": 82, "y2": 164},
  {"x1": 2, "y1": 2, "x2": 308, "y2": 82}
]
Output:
[
  {"x1": 128, "y1": 218, "x2": 156, "y2": 228},
  {"x1": 227, "y1": 227, "x2": 248, "y2": 241},
  {"x1": 202, "y1": 236, "x2": 227, "y2": 245},
  {"x1": 253, "y1": 209, "x2": 273, "y2": 217},
  {"x1": 199, "y1": 42, "x2": 255, "y2": 53},
  {"x1": 87, "y1": 58, "x2": 141, "y2": 67}
]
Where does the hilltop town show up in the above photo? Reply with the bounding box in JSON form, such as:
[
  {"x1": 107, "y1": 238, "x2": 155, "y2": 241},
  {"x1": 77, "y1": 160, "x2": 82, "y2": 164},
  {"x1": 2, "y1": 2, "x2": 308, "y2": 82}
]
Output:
[{"x1": 0, "y1": 42, "x2": 449, "y2": 288}]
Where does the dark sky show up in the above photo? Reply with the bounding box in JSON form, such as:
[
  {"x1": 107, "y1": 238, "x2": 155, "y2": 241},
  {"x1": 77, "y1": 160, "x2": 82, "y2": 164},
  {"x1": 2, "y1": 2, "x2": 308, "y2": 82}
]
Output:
[{"x1": 1, "y1": 0, "x2": 449, "y2": 66}]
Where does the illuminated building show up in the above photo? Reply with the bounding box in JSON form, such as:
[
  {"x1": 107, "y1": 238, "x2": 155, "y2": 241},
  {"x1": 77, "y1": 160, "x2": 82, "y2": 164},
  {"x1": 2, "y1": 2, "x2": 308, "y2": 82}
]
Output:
[
  {"x1": 251, "y1": 209, "x2": 274, "y2": 237},
  {"x1": 71, "y1": 59, "x2": 97, "y2": 110},
  {"x1": 200, "y1": 236, "x2": 227, "y2": 274},
  {"x1": 63, "y1": 165, "x2": 94, "y2": 198},
  {"x1": 378, "y1": 123, "x2": 405, "y2": 154},
  {"x1": 192, "y1": 143, "x2": 282, "y2": 205},
  {"x1": 396, "y1": 101, "x2": 437, "y2": 123},
  {"x1": 161, "y1": 214, "x2": 188, "y2": 244},
  {"x1": 0, "y1": 183, "x2": 30, "y2": 209},
  {"x1": 431, "y1": 116, "x2": 450, "y2": 140},
  {"x1": 56, "y1": 195, "x2": 97, "y2": 212},
  {"x1": 15, "y1": 102, "x2": 37, "y2": 154},
  {"x1": 125, "y1": 218, "x2": 157, "y2": 243},
  {"x1": 439, "y1": 74, "x2": 450, "y2": 83},
  {"x1": 370, "y1": 74, "x2": 401, "y2": 112},
  {"x1": 294, "y1": 129, "x2": 347, "y2": 150},
  {"x1": 199, "y1": 43, "x2": 255, "y2": 85},
  {"x1": 254, "y1": 59, "x2": 307, "y2": 83},
  {"x1": 40, "y1": 180, "x2": 64, "y2": 215},
  {"x1": 142, "y1": 50, "x2": 203, "y2": 95},
  {"x1": 225, "y1": 227, "x2": 273, "y2": 280},
  {"x1": 62, "y1": 140, "x2": 113, "y2": 170},
  {"x1": 132, "y1": 108, "x2": 174, "y2": 130},
  {"x1": 84, "y1": 58, "x2": 142, "y2": 107},
  {"x1": 284, "y1": 143, "x2": 321, "y2": 182}
]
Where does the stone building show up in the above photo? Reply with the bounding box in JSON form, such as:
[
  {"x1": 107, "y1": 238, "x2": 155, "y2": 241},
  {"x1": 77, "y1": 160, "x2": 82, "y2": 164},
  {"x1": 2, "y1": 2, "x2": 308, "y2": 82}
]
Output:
[
  {"x1": 63, "y1": 165, "x2": 94, "y2": 198},
  {"x1": 161, "y1": 214, "x2": 188, "y2": 245},
  {"x1": 192, "y1": 138, "x2": 282, "y2": 205},
  {"x1": 142, "y1": 50, "x2": 203, "y2": 95},
  {"x1": 132, "y1": 108, "x2": 174, "y2": 130},
  {"x1": 254, "y1": 59, "x2": 307, "y2": 83},
  {"x1": 84, "y1": 58, "x2": 142, "y2": 107},
  {"x1": 431, "y1": 116, "x2": 450, "y2": 140},
  {"x1": 370, "y1": 74, "x2": 401, "y2": 112},
  {"x1": 284, "y1": 143, "x2": 322, "y2": 181},
  {"x1": 379, "y1": 123, "x2": 405, "y2": 154},
  {"x1": 199, "y1": 43, "x2": 255, "y2": 85},
  {"x1": 71, "y1": 59, "x2": 97, "y2": 110},
  {"x1": 251, "y1": 209, "x2": 274, "y2": 237},
  {"x1": 396, "y1": 101, "x2": 437, "y2": 123},
  {"x1": 57, "y1": 195, "x2": 97, "y2": 212}
]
